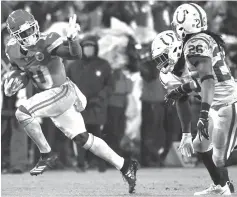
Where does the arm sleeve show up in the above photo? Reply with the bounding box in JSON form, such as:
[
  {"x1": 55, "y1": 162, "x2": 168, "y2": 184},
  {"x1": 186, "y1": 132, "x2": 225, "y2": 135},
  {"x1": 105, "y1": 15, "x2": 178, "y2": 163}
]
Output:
[{"x1": 48, "y1": 32, "x2": 82, "y2": 59}]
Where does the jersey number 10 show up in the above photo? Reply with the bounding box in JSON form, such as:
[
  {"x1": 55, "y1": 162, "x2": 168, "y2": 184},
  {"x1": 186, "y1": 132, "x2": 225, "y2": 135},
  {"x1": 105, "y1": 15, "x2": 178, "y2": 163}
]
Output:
[{"x1": 32, "y1": 67, "x2": 53, "y2": 89}]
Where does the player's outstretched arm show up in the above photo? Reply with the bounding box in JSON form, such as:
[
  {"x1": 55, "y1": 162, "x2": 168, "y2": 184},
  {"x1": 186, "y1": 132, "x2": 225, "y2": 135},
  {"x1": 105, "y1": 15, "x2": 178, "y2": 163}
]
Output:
[
  {"x1": 50, "y1": 36, "x2": 82, "y2": 60},
  {"x1": 50, "y1": 15, "x2": 82, "y2": 59},
  {"x1": 66, "y1": 14, "x2": 82, "y2": 58}
]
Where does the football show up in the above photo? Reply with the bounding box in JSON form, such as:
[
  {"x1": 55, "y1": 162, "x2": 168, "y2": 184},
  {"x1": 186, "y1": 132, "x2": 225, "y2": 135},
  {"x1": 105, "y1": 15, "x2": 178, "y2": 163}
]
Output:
[{"x1": 7, "y1": 70, "x2": 29, "y2": 89}]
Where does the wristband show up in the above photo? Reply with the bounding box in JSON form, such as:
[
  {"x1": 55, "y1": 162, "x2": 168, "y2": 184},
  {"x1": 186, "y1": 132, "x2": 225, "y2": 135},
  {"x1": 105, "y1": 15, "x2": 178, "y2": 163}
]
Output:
[
  {"x1": 182, "y1": 133, "x2": 192, "y2": 136},
  {"x1": 67, "y1": 37, "x2": 77, "y2": 42},
  {"x1": 67, "y1": 34, "x2": 79, "y2": 42},
  {"x1": 177, "y1": 83, "x2": 192, "y2": 94},
  {"x1": 200, "y1": 102, "x2": 210, "y2": 119},
  {"x1": 200, "y1": 75, "x2": 214, "y2": 83}
]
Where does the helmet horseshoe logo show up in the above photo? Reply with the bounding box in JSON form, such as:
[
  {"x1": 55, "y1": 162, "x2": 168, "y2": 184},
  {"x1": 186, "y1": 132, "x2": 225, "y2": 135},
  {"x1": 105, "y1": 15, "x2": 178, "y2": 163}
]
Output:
[
  {"x1": 176, "y1": 10, "x2": 188, "y2": 24},
  {"x1": 166, "y1": 33, "x2": 175, "y2": 42}
]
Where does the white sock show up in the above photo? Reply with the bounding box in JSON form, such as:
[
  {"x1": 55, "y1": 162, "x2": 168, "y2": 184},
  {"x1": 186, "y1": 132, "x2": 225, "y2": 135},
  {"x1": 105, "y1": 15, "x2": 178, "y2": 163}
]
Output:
[{"x1": 88, "y1": 136, "x2": 124, "y2": 170}]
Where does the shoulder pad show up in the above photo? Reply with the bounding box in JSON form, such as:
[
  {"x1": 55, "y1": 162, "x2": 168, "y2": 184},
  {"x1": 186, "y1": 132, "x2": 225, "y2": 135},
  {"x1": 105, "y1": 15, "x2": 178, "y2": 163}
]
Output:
[
  {"x1": 46, "y1": 32, "x2": 64, "y2": 53},
  {"x1": 5, "y1": 38, "x2": 20, "y2": 60},
  {"x1": 6, "y1": 38, "x2": 17, "y2": 47},
  {"x1": 184, "y1": 33, "x2": 212, "y2": 58},
  {"x1": 186, "y1": 33, "x2": 211, "y2": 48},
  {"x1": 46, "y1": 32, "x2": 61, "y2": 44}
]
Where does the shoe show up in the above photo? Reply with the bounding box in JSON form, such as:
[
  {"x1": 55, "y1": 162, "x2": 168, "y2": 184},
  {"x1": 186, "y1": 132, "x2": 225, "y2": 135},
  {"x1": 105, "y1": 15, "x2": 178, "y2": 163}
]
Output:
[
  {"x1": 194, "y1": 182, "x2": 231, "y2": 196},
  {"x1": 122, "y1": 160, "x2": 138, "y2": 194},
  {"x1": 228, "y1": 181, "x2": 235, "y2": 193},
  {"x1": 30, "y1": 153, "x2": 58, "y2": 176}
]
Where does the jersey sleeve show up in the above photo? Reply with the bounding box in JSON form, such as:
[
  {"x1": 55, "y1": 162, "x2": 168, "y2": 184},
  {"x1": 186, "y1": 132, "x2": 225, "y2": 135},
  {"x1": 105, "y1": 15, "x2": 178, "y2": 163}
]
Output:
[
  {"x1": 184, "y1": 34, "x2": 212, "y2": 59},
  {"x1": 46, "y1": 32, "x2": 65, "y2": 54}
]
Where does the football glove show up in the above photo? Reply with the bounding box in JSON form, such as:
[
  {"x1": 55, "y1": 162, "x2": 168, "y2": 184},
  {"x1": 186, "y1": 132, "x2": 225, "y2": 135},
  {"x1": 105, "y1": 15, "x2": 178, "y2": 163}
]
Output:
[
  {"x1": 178, "y1": 133, "x2": 194, "y2": 157},
  {"x1": 197, "y1": 118, "x2": 209, "y2": 141},
  {"x1": 164, "y1": 96, "x2": 176, "y2": 107},
  {"x1": 164, "y1": 86, "x2": 187, "y2": 107},
  {"x1": 4, "y1": 78, "x2": 24, "y2": 97},
  {"x1": 67, "y1": 14, "x2": 81, "y2": 40}
]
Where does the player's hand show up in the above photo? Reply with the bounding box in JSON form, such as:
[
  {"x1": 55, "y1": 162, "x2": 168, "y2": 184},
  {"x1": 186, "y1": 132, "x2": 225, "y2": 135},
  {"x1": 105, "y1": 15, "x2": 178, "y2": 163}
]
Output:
[
  {"x1": 4, "y1": 78, "x2": 24, "y2": 97},
  {"x1": 164, "y1": 86, "x2": 187, "y2": 107},
  {"x1": 178, "y1": 133, "x2": 194, "y2": 157},
  {"x1": 197, "y1": 118, "x2": 209, "y2": 141},
  {"x1": 165, "y1": 86, "x2": 188, "y2": 100},
  {"x1": 164, "y1": 96, "x2": 176, "y2": 107},
  {"x1": 67, "y1": 14, "x2": 80, "y2": 40}
]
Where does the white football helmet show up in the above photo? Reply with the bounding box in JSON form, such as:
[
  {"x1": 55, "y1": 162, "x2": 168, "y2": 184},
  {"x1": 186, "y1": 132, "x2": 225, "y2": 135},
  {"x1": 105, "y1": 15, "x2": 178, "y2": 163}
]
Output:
[
  {"x1": 172, "y1": 3, "x2": 207, "y2": 40},
  {"x1": 151, "y1": 30, "x2": 182, "y2": 73}
]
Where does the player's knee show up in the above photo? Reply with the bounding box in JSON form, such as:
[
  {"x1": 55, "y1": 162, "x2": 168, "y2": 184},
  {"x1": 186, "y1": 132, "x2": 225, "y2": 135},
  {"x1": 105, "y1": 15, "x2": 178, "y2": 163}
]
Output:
[
  {"x1": 212, "y1": 154, "x2": 225, "y2": 167},
  {"x1": 193, "y1": 139, "x2": 203, "y2": 152},
  {"x1": 212, "y1": 146, "x2": 227, "y2": 167},
  {"x1": 193, "y1": 137, "x2": 212, "y2": 153},
  {"x1": 15, "y1": 105, "x2": 33, "y2": 126},
  {"x1": 72, "y1": 132, "x2": 94, "y2": 149}
]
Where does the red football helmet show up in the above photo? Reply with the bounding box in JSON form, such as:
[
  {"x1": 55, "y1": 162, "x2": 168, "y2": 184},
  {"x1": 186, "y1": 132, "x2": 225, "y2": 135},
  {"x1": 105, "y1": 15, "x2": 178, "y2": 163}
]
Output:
[{"x1": 6, "y1": 9, "x2": 40, "y2": 47}]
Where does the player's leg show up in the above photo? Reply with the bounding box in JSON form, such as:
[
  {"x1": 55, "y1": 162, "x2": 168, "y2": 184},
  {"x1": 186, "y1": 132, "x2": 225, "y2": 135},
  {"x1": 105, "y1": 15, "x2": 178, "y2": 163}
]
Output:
[
  {"x1": 15, "y1": 84, "x2": 74, "y2": 175},
  {"x1": 51, "y1": 106, "x2": 138, "y2": 193},
  {"x1": 212, "y1": 102, "x2": 237, "y2": 167},
  {"x1": 193, "y1": 112, "x2": 232, "y2": 195},
  {"x1": 16, "y1": 104, "x2": 51, "y2": 153},
  {"x1": 176, "y1": 94, "x2": 231, "y2": 190}
]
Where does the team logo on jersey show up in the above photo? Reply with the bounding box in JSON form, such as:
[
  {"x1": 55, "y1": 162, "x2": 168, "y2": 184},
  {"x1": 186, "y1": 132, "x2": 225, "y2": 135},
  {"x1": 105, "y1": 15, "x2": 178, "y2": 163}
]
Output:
[{"x1": 35, "y1": 52, "x2": 44, "y2": 61}]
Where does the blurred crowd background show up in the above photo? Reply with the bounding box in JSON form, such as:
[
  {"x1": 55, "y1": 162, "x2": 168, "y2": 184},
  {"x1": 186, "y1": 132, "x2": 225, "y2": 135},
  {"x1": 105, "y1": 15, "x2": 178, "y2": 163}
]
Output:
[{"x1": 1, "y1": 1, "x2": 237, "y2": 174}]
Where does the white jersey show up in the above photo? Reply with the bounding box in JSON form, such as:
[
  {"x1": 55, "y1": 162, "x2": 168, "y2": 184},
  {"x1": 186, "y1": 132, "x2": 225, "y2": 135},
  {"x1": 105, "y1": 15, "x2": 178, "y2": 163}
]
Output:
[{"x1": 183, "y1": 33, "x2": 237, "y2": 110}]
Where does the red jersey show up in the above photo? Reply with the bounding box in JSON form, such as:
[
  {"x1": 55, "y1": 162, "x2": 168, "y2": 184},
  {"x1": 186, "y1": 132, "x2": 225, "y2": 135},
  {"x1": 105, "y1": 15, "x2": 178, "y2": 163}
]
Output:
[{"x1": 5, "y1": 32, "x2": 68, "y2": 90}]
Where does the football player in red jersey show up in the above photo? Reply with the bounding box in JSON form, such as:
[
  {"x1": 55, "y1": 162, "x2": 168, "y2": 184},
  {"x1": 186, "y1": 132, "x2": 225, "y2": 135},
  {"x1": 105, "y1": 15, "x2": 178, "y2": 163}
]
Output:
[
  {"x1": 168, "y1": 3, "x2": 237, "y2": 195},
  {"x1": 4, "y1": 10, "x2": 138, "y2": 194}
]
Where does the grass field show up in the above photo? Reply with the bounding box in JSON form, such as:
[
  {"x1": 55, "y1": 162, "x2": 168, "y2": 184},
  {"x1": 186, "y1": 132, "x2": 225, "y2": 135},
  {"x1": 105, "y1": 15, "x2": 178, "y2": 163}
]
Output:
[{"x1": 2, "y1": 167, "x2": 237, "y2": 197}]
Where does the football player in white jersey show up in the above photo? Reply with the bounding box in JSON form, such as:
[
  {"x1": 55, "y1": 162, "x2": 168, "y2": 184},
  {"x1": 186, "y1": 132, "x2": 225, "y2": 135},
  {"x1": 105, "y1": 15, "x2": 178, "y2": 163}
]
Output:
[
  {"x1": 151, "y1": 29, "x2": 235, "y2": 195},
  {"x1": 151, "y1": 30, "x2": 197, "y2": 156},
  {"x1": 169, "y1": 3, "x2": 237, "y2": 195}
]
